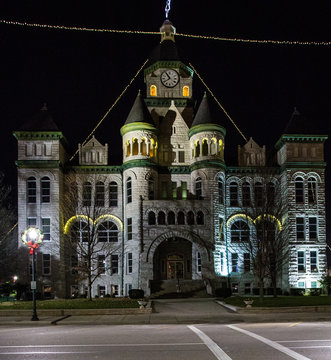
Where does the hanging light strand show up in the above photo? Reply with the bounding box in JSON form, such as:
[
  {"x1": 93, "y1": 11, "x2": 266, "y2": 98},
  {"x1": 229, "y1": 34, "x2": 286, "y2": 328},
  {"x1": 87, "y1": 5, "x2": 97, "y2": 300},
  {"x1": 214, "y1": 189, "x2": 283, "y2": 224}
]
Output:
[
  {"x1": 69, "y1": 58, "x2": 149, "y2": 162},
  {"x1": 1, "y1": 19, "x2": 330, "y2": 46},
  {"x1": 189, "y1": 62, "x2": 248, "y2": 142},
  {"x1": 165, "y1": 0, "x2": 172, "y2": 19},
  {"x1": 1, "y1": 222, "x2": 18, "y2": 243}
]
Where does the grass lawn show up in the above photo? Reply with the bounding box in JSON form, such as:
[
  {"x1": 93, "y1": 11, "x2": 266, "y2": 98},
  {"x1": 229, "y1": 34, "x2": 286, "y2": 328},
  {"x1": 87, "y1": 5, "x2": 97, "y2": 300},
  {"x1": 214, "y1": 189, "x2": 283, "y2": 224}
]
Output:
[
  {"x1": 224, "y1": 296, "x2": 331, "y2": 308},
  {"x1": 0, "y1": 298, "x2": 140, "y2": 310}
]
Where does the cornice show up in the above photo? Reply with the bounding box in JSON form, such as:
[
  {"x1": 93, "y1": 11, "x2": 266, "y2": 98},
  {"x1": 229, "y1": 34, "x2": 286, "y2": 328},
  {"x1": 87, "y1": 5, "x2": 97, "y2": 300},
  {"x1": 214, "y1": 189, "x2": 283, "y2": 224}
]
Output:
[
  {"x1": 15, "y1": 160, "x2": 62, "y2": 169},
  {"x1": 275, "y1": 134, "x2": 328, "y2": 150},
  {"x1": 190, "y1": 160, "x2": 226, "y2": 172},
  {"x1": 144, "y1": 61, "x2": 194, "y2": 77},
  {"x1": 188, "y1": 123, "x2": 226, "y2": 138},
  {"x1": 120, "y1": 122, "x2": 158, "y2": 137},
  {"x1": 144, "y1": 98, "x2": 193, "y2": 108}
]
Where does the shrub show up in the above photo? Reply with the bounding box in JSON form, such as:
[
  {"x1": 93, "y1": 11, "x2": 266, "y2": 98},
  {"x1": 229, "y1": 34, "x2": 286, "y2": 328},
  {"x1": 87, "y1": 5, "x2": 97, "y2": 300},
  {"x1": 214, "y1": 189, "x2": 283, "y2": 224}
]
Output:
[
  {"x1": 214, "y1": 288, "x2": 232, "y2": 298},
  {"x1": 290, "y1": 288, "x2": 305, "y2": 296},
  {"x1": 128, "y1": 289, "x2": 144, "y2": 299}
]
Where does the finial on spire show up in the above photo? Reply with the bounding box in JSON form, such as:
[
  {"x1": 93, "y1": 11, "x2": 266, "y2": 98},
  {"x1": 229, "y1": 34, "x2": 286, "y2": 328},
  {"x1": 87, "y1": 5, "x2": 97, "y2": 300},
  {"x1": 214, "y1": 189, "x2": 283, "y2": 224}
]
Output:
[
  {"x1": 41, "y1": 103, "x2": 48, "y2": 111},
  {"x1": 165, "y1": 0, "x2": 171, "y2": 19}
]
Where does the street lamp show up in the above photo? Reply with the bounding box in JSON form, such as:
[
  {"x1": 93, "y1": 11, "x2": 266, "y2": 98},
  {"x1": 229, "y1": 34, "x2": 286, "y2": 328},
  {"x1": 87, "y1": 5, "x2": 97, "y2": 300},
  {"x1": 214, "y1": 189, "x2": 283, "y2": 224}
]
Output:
[{"x1": 21, "y1": 227, "x2": 43, "y2": 321}]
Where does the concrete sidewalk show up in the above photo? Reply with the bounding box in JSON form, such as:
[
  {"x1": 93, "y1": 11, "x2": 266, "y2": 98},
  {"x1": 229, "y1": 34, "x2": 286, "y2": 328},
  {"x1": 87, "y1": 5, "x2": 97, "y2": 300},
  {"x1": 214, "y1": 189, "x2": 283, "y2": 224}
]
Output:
[{"x1": 1, "y1": 298, "x2": 331, "y2": 326}]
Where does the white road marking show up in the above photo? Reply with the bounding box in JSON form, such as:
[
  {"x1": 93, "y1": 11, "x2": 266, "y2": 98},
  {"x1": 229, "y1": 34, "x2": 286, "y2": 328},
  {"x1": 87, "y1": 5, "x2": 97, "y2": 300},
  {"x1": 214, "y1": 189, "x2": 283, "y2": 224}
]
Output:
[
  {"x1": 188, "y1": 325, "x2": 232, "y2": 360},
  {"x1": 278, "y1": 339, "x2": 331, "y2": 343},
  {"x1": 289, "y1": 346, "x2": 331, "y2": 349},
  {"x1": 0, "y1": 343, "x2": 204, "y2": 348},
  {"x1": 228, "y1": 325, "x2": 312, "y2": 360}
]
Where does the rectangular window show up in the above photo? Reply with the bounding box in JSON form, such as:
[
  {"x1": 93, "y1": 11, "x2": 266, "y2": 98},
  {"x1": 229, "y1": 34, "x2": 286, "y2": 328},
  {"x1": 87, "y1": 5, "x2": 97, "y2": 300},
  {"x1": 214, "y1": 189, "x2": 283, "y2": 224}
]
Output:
[
  {"x1": 41, "y1": 218, "x2": 51, "y2": 241},
  {"x1": 296, "y1": 217, "x2": 305, "y2": 240},
  {"x1": 298, "y1": 281, "x2": 305, "y2": 288},
  {"x1": 308, "y1": 217, "x2": 317, "y2": 240},
  {"x1": 27, "y1": 178, "x2": 37, "y2": 203},
  {"x1": 109, "y1": 182, "x2": 118, "y2": 206},
  {"x1": 125, "y1": 283, "x2": 132, "y2": 296},
  {"x1": 42, "y1": 254, "x2": 51, "y2": 275},
  {"x1": 297, "y1": 251, "x2": 305, "y2": 272},
  {"x1": 127, "y1": 218, "x2": 132, "y2": 240},
  {"x1": 161, "y1": 181, "x2": 168, "y2": 199},
  {"x1": 196, "y1": 252, "x2": 201, "y2": 273},
  {"x1": 310, "y1": 251, "x2": 318, "y2": 272},
  {"x1": 244, "y1": 283, "x2": 251, "y2": 295},
  {"x1": 231, "y1": 253, "x2": 238, "y2": 273},
  {"x1": 127, "y1": 253, "x2": 133, "y2": 274},
  {"x1": 232, "y1": 283, "x2": 239, "y2": 294},
  {"x1": 98, "y1": 255, "x2": 106, "y2": 274},
  {"x1": 220, "y1": 252, "x2": 225, "y2": 274},
  {"x1": 181, "y1": 181, "x2": 187, "y2": 200},
  {"x1": 311, "y1": 281, "x2": 317, "y2": 288},
  {"x1": 111, "y1": 254, "x2": 119, "y2": 274},
  {"x1": 172, "y1": 182, "x2": 177, "y2": 199},
  {"x1": 41, "y1": 178, "x2": 50, "y2": 203},
  {"x1": 27, "y1": 218, "x2": 37, "y2": 227},
  {"x1": 244, "y1": 253, "x2": 250, "y2": 273},
  {"x1": 178, "y1": 151, "x2": 185, "y2": 163},
  {"x1": 111, "y1": 284, "x2": 119, "y2": 296},
  {"x1": 98, "y1": 285, "x2": 106, "y2": 297}
]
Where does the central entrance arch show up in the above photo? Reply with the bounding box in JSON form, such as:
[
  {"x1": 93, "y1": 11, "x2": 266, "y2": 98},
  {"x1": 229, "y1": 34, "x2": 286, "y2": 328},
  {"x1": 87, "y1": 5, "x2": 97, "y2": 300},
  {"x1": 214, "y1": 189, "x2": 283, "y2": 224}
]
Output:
[{"x1": 153, "y1": 237, "x2": 192, "y2": 280}]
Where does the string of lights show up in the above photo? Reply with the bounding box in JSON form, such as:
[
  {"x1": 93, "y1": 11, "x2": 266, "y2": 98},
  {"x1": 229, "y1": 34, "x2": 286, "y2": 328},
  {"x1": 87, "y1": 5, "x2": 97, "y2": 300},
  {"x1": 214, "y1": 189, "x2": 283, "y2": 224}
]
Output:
[
  {"x1": 1, "y1": 222, "x2": 18, "y2": 243},
  {"x1": 189, "y1": 62, "x2": 248, "y2": 142},
  {"x1": 69, "y1": 58, "x2": 149, "y2": 162},
  {"x1": 1, "y1": 19, "x2": 330, "y2": 46}
]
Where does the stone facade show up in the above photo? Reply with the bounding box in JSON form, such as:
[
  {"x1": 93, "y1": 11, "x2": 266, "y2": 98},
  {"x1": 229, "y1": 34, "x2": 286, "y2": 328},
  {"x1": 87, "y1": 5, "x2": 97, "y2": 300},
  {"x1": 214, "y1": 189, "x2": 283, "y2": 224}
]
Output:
[{"x1": 14, "y1": 21, "x2": 328, "y2": 298}]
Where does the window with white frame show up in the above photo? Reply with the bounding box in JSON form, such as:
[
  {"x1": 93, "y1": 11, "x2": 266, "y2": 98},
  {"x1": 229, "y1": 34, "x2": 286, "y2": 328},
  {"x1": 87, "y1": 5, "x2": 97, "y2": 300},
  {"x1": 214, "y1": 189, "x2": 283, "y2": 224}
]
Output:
[
  {"x1": 196, "y1": 252, "x2": 201, "y2": 273},
  {"x1": 295, "y1": 177, "x2": 304, "y2": 204},
  {"x1": 296, "y1": 217, "x2": 305, "y2": 240},
  {"x1": 27, "y1": 177, "x2": 37, "y2": 203},
  {"x1": 98, "y1": 285, "x2": 106, "y2": 297},
  {"x1": 310, "y1": 251, "x2": 318, "y2": 272},
  {"x1": 126, "y1": 177, "x2": 132, "y2": 203},
  {"x1": 97, "y1": 221, "x2": 118, "y2": 242},
  {"x1": 308, "y1": 217, "x2": 317, "y2": 240},
  {"x1": 41, "y1": 218, "x2": 50, "y2": 241},
  {"x1": 232, "y1": 283, "x2": 239, "y2": 294},
  {"x1": 41, "y1": 176, "x2": 51, "y2": 203},
  {"x1": 311, "y1": 281, "x2": 317, "y2": 288},
  {"x1": 95, "y1": 182, "x2": 105, "y2": 207},
  {"x1": 42, "y1": 254, "x2": 51, "y2": 275},
  {"x1": 127, "y1": 218, "x2": 132, "y2": 240},
  {"x1": 231, "y1": 253, "x2": 238, "y2": 272},
  {"x1": 229, "y1": 182, "x2": 238, "y2": 206},
  {"x1": 109, "y1": 181, "x2": 118, "y2": 206},
  {"x1": 27, "y1": 217, "x2": 37, "y2": 227},
  {"x1": 297, "y1": 251, "x2": 305, "y2": 272},
  {"x1": 111, "y1": 284, "x2": 119, "y2": 296},
  {"x1": 126, "y1": 253, "x2": 133, "y2": 274},
  {"x1": 111, "y1": 254, "x2": 119, "y2": 274},
  {"x1": 298, "y1": 281, "x2": 305, "y2": 288},
  {"x1": 308, "y1": 177, "x2": 317, "y2": 204},
  {"x1": 98, "y1": 255, "x2": 106, "y2": 274}
]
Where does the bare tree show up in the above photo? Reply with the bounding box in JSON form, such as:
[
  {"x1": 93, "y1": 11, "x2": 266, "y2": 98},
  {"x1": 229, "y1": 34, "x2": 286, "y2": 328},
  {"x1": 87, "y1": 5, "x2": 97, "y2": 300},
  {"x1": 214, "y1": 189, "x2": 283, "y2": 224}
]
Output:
[{"x1": 61, "y1": 173, "x2": 121, "y2": 300}]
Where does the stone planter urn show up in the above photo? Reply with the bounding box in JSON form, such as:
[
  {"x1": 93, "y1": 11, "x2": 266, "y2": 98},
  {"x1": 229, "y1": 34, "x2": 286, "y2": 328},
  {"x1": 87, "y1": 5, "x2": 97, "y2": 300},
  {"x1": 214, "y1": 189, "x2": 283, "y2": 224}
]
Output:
[
  {"x1": 244, "y1": 300, "x2": 254, "y2": 308},
  {"x1": 138, "y1": 300, "x2": 148, "y2": 309}
]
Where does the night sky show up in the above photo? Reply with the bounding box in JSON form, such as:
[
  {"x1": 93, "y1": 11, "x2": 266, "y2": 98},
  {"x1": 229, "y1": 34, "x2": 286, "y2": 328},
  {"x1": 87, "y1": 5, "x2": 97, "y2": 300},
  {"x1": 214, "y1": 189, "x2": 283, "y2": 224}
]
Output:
[{"x1": 1, "y1": 1, "x2": 330, "y2": 245}]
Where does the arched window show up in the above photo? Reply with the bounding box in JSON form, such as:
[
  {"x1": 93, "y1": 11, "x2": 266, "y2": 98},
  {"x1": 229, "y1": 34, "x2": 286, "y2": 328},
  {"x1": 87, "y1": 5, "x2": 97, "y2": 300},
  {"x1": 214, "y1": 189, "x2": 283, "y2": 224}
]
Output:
[
  {"x1": 242, "y1": 182, "x2": 251, "y2": 207},
  {"x1": 132, "y1": 138, "x2": 138, "y2": 155},
  {"x1": 267, "y1": 182, "x2": 275, "y2": 206},
  {"x1": 109, "y1": 182, "x2": 118, "y2": 207},
  {"x1": 183, "y1": 86, "x2": 189, "y2": 97},
  {"x1": 71, "y1": 220, "x2": 89, "y2": 242},
  {"x1": 97, "y1": 221, "x2": 118, "y2": 242},
  {"x1": 95, "y1": 181, "x2": 105, "y2": 207},
  {"x1": 195, "y1": 177, "x2": 202, "y2": 200},
  {"x1": 82, "y1": 182, "x2": 92, "y2": 207},
  {"x1": 195, "y1": 141, "x2": 200, "y2": 157},
  {"x1": 141, "y1": 139, "x2": 147, "y2": 155},
  {"x1": 295, "y1": 176, "x2": 304, "y2": 204},
  {"x1": 202, "y1": 139, "x2": 208, "y2": 156},
  {"x1": 126, "y1": 177, "x2": 132, "y2": 203},
  {"x1": 148, "y1": 211, "x2": 156, "y2": 225},
  {"x1": 167, "y1": 211, "x2": 176, "y2": 225},
  {"x1": 197, "y1": 211, "x2": 204, "y2": 225},
  {"x1": 177, "y1": 211, "x2": 185, "y2": 225},
  {"x1": 229, "y1": 182, "x2": 238, "y2": 206},
  {"x1": 27, "y1": 177, "x2": 37, "y2": 203},
  {"x1": 126, "y1": 140, "x2": 131, "y2": 157},
  {"x1": 218, "y1": 178, "x2": 224, "y2": 204},
  {"x1": 254, "y1": 182, "x2": 263, "y2": 207},
  {"x1": 308, "y1": 177, "x2": 317, "y2": 204},
  {"x1": 187, "y1": 211, "x2": 194, "y2": 225},
  {"x1": 231, "y1": 220, "x2": 249, "y2": 242},
  {"x1": 150, "y1": 85, "x2": 157, "y2": 96},
  {"x1": 41, "y1": 176, "x2": 50, "y2": 203},
  {"x1": 210, "y1": 139, "x2": 217, "y2": 155},
  {"x1": 158, "y1": 211, "x2": 166, "y2": 225},
  {"x1": 148, "y1": 177, "x2": 155, "y2": 200}
]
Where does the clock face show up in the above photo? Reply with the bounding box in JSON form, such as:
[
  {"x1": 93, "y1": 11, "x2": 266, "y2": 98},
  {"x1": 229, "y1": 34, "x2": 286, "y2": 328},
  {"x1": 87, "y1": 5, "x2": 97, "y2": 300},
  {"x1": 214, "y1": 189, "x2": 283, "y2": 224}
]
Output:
[{"x1": 161, "y1": 69, "x2": 179, "y2": 88}]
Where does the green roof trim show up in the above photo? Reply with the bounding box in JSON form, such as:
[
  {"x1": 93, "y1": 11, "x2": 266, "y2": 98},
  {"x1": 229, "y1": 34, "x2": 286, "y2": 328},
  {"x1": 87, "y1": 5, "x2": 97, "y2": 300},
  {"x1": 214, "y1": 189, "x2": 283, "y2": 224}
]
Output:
[
  {"x1": 145, "y1": 98, "x2": 193, "y2": 108},
  {"x1": 280, "y1": 162, "x2": 327, "y2": 171},
  {"x1": 15, "y1": 160, "x2": 62, "y2": 169},
  {"x1": 120, "y1": 122, "x2": 158, "y2": 136},
  {"x1": 13, "y1": 131, "x2": 64, "y2": 140},
  {"x1": 122, "y1": 159, "x2": 157, "y2": 171},
  {"x1": 189, "y1": 159, "x2": 225, "y2": 172},
  {"x1": 275, "y1": 134, "x2": 328, "y2": 150},
  {"x1": 70, "y1": 165, "x2": 122, "y2": 173},
  {"x1": 144, "y1": 61, "x2": 194, "y2": 78},
  {"x1": 188, "y1": 123, "x2": 226, "y2": 138}
]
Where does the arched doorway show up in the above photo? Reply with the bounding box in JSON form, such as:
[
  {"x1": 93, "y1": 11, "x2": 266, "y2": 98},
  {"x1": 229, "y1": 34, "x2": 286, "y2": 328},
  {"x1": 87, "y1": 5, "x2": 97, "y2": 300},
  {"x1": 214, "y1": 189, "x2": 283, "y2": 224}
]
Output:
[{"x1": 153, "y1": 237, "x2": 192, "y2": 280}]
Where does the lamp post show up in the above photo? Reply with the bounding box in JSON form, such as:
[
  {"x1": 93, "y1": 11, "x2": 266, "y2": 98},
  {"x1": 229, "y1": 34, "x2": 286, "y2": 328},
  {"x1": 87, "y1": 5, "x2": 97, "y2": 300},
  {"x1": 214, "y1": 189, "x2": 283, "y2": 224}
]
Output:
[{"x1": 21, "y1": 227, "x2": 43, "y2": 321}]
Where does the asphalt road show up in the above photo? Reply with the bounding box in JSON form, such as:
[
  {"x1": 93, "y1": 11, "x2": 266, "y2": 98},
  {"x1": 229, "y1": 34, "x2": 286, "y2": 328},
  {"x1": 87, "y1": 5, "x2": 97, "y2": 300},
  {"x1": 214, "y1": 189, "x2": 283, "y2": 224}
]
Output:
[{"x1": 0, "y1": 322, "x2": 330, "y2": 360}]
